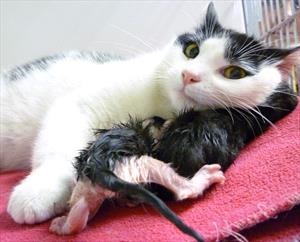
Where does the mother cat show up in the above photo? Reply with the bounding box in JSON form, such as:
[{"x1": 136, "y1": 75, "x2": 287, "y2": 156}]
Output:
[{"x1": 1, "y1": 3, "x2": 299, "y2": 224}]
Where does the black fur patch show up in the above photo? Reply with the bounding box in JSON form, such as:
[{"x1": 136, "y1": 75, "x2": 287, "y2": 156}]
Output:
[{"x1": 75, "y1": 118, "x2": 153, "y2": 182}]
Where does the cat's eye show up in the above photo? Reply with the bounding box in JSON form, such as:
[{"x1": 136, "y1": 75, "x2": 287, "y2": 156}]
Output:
[
  {"x1": 222, "y1": 66, "x2": 248, "y2": 79},
  {"x1": 183, "y1": 42, "x2": 199, "y2": 59}
]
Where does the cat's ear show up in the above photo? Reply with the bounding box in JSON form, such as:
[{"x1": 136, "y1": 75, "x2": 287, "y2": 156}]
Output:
[
  {"x1": 198, "y1": 2, "x2": 222, "y2": 35},
  {"x1": 205, "y1": 2, "x2": 219, "y2": 25},
  {"x1": 272, "y1": 46, "x2": 300, "y2": 78}
]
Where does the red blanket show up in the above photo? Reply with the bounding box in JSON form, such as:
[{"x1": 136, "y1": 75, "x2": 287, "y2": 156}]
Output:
[{"x1": 1, "y1": 102, "x2": 300, "y2": 242}]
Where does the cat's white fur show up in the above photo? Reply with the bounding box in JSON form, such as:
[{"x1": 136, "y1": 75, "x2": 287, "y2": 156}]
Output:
[{"x1": 1, "y1": 35, "x2": 283, "y2": 224}]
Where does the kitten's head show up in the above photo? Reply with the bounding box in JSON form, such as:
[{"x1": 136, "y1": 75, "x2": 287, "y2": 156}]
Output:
[{"x1": 160, "y1": 2, "x2": 299, "y2": 111}]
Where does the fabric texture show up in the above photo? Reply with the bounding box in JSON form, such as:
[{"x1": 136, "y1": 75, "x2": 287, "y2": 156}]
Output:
[
  {"x1": 0, "y1": 102, "x2": 299, "y2": 242},
  {"x1": 241, "y1": 205, "x2": 300, "y2": 242}
]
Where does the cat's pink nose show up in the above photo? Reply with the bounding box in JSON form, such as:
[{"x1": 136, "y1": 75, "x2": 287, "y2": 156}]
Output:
[{"x1": 182, "y1": 71, "x2": 201, "y2": 86}]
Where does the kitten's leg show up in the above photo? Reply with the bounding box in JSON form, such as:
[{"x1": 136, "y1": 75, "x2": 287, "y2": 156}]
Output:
[
  {"x1": 50, "y1": 180, "x2": 114, "y2": 235},
  {"x1": 7, "y1": 97, "x2": 94, "y2": 224},
  {"x1": 49, "y1": 197, "x2": 90, "y2": 235},
  {"x1": 114, "y1": 156, "x2": 225, "y2": 201}
]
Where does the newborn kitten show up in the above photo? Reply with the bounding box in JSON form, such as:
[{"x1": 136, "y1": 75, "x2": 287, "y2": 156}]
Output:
[
  {"x1": 50, "y1": 119, "x2": 217, "y2": 242},
  {"x1": 2, "y1": 3, "x2": 299, "y2": 224},
  {"x1": 49, "y1": 84, "x2": 297, "y2": 240}
]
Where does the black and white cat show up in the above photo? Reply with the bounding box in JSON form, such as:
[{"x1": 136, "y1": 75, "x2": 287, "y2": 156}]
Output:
[{"x1": 1, "y1": 3, "x2": 299, "y2": 224}]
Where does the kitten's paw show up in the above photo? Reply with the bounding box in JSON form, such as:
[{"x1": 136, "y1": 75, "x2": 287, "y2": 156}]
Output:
[
  {"x1": 177, "y1": 164, "x2": 225, "y2": 200},
  {"x1": 192, "y1": 164, "x2": 225, "y2": 186},
  {"x1": 7, "y1": 172, "x2": 74, "y2": 224},
  {"x1": 49, "y1": 216, "x2": 68, "y2": 235}
]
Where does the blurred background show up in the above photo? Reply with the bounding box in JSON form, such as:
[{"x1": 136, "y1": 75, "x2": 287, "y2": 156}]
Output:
[
  {"x1": 1, "y1": 0, "x2": 299, "y2": 90},
  {"x1": 1, "y1": 0, "x2": 245, "y2": 69}
]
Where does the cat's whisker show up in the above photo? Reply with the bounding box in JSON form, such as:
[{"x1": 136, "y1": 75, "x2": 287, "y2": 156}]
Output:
[
  {"x1": 214, "y1": 88, "x2": 234, "y2": 106},
  {"x1": 238, "y1": 45, "x2": 262, "y2": 58},
  {"x1": 237, "y1": 101, "x2": 277, "y2": 130},
  {"x1": 238, "y1": 105, "x2": 264, "y2": 134},
  {"x1": 215, "y1": 92, "x2": 265, "y2": 133},
  {"x1": 110, "y1": 24, "x2": 156, "y2": 51},
  {"x1": 212, "y1": 90, "x2": 236, "y2": 123},
  {"x1": 91, "y1": 40, "x2": 147, "y2": 56},
  {"x1": 214, "y1": 89, "x2": 266, "y2": 133},
  {"x1": 208, "y1": 92, "x2": 235, "y2": 124},
  {"x1": 152, "y1": 70, "x2": 172, "y2": 80},
  {"x1": 257, "y1": 105, "x2": 291, "y2": 112},
  {"x1": 239, "y1": 47, "x2": 265, "y2": 58},
  {"x1": 239, "y1": 46, "x2": 266, "y2": 59},
  {"x1": 225, "y1": 92, "x2": 289, "y2": 114},
  {"x1": 272, "y1": 90, "x2": 299, "y2": 98},
  {"x1": 160, "y1": 60, "x2": 173, "y2": 69},
  {"x1": 231, "y1": 107, "x2": 257, "y2": 137},
  {"x1": 235, "y1": 38, "x2": 258, "y2": 56},
  {"x1": 180, "y1": 9, "x2": 198, "y2": 25}
]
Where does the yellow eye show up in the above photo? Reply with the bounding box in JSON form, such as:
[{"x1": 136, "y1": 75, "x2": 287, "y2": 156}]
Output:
[
  {"x1": 183, "y1": 42, "x2": 199, "y2": 59},
  {"x1": 223, "y1": 66, "x2": 248, "y2": 79}
]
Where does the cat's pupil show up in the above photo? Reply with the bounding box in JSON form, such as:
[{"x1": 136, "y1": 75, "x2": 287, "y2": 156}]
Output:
[
  {"x1": 189, "y1": 46, "x2": 199, "y2": 58},
  {"x1": 223, "y1": 66, "x2": 247, "y2": 79},
  {"x1": 230, "y1": 68, "x2": 243, "y2": 79},
  {"x1": 183, "y1": 42, "x2": 199, "y2": 59}
]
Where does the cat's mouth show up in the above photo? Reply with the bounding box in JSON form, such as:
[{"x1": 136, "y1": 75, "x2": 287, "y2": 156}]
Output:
[{"x1": 179, "y1": 88, "x2": 198, "y2": 106}]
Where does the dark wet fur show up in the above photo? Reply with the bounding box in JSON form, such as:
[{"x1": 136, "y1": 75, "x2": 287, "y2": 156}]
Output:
[
  {"x1": 75, "y1": 119, "x2": 153, "y2": 175},
  {"x1": 75, "y1": 119, "x2": 204, "y2": 242}
]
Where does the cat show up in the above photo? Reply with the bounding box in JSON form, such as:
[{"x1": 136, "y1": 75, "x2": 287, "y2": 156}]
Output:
[
  {"x1": 49, "y1": 83, "x2": 297, "y2": 240},
  {"x1": 1, "y1": 2, "x2": 299, "y2": 224}
]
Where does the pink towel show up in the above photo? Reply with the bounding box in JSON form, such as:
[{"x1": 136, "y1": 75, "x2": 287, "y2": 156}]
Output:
[
  {"x1": 242, "y1": 205, "x2": 300, "y2": 242},
  {"x1": 0, "y1": 101, "x2": 299, "y2": 242}
]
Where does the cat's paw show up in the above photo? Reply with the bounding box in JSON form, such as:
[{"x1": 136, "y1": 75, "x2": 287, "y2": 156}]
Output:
[
  {"x1": 7, "y1": 171, "x2": 74, "y2": 224},
  {"x1": 177, "y1": 164, "x2": 225, "y2": 200}
]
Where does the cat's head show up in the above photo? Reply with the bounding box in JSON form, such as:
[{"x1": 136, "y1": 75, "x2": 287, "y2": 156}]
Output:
[{"x1": 160, "y1": 2, "x2": 299, "y2": 111}]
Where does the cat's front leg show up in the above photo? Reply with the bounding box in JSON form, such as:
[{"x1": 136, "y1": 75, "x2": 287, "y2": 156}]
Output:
[{"x1": 7, "y1": 96, "x2": 94, "y2": 224}]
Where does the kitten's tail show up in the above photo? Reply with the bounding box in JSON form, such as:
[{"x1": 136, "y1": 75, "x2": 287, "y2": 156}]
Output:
[{"x1": 93, "y1": 169, "x2": 204, "y2": 242}]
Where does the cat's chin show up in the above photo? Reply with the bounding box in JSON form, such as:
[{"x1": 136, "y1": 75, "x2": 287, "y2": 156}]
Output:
[
  {"x1": 181, "y1": 91, "x2": 216, "y2": 111},
  {"x1": 178, "y1": 90, "x2": 198, "y2": 109},
  {"x1": 179, "y1": 89, "x2": 213, "y2": 111}
]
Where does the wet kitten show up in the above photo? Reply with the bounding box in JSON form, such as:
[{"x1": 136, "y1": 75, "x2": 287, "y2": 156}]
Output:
[{"x1": 2, "y1": 3, "x2": 299, "y2": 224}]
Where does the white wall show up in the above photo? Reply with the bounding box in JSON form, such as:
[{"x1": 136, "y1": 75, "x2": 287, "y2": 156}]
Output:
[{"x1": 1, "y1": 0, "x2": 245, "y2": 70}]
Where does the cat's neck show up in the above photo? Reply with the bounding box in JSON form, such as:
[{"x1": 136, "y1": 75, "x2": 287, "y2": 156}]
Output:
[
  {"x1": 108, "y1": 47, "x2": 174, "y2": 118},
  {"x1": 124, "y1": 47, "x2": 169, "y2": 81},
  {"x1": 83, "y1": 47, "x2": 175, "y2": 126}
]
